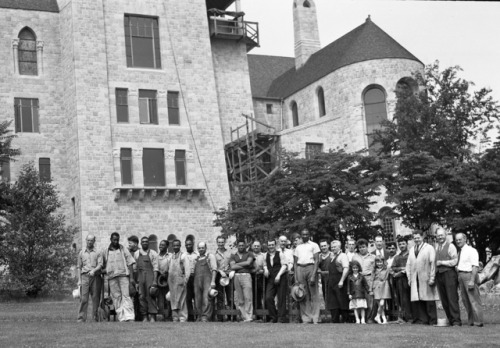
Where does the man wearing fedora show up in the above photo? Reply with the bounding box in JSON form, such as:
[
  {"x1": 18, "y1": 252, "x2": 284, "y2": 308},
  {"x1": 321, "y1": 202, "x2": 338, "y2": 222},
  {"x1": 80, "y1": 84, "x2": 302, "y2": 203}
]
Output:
[
  {"x1": 133, "y1": 236, "x2": 159, "y2": 322},
  {"x1": 194, "y1": 242, "x2": 218, "y2": 322},
  {"x1": 434, "y1": 227, "x2": 461, "y2": 326},
  {"x1": 264, "y1": 239, "x2": 288, "y2": 323},
  {"x1": 77, "y1": 234, "x2": 103, "y2": 322},
  {"x1": 293, "y1": 229, "x2": 321, "y2": 324}
]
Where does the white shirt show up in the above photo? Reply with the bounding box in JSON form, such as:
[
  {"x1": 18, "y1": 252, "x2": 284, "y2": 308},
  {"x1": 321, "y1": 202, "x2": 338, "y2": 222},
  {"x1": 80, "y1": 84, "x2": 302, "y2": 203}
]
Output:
[
  {"x1": 346, "y1": 251, "x2": 356, "y2": 262},
  {"x1": 386, "y1": 255, "x2": 395, "y2": 269},
  {"x1": 294, "y1": 240, "x2": 320, "y2": 265},
  {"x1": 280, "y1": 248, "x2": 294, "y2": 272},
  {"x1": 457, "y1": 244, "x2": 479, "y2": 272}
]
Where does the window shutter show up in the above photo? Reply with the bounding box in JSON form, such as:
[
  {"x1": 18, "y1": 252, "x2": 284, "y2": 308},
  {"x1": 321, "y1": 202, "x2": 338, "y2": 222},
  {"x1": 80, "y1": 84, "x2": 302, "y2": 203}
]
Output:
[
  {"x1": 33, "y1": 99, "x2": 39, "y2": 132},
  {"x1": 120, "y1": 148, "x2": 133, "y2": 185},
  {"x1": 124, "y1": 16, "x2": 133, "y2": 67},
  {"x1": 139, "y1": 98, "x2": 149, "y2": 123},
  {"x1": 39, "y1": 158, "x2": 51, "y2": 182},
  {"x1": 149, "y1": 98, "x2": 158, "y2": 124},
  {"x1": 14, "y1": 99, "x2": 21, "y2": 133},
  {"x1": 175, "y1": 150, "x2": 186, "y2": 186}
]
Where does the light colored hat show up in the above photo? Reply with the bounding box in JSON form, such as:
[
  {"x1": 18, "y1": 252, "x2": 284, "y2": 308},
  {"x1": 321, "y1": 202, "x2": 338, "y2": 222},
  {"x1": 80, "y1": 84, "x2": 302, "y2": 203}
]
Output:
[
  {"x1": 72, "y1": 288, "x2": 80, "y2": 300},
  {"x1": 208, "y1": 289, "x2": 219, "y2": 299},
  {"x1": 291, "y1": 283, "x2": 306, "y2": 302},
  {"x1": 219, "y1": 276, "x2": 230, "y2": 287},
  {"x1": 166, "y1": 291, "x2": 171, "y2": 302},
  {"x1": 434, "y1": 318, "x2": 450, "y2": 327},
  {"x1": 158, "y1": 274, "x2": 169, "y2": 288}
]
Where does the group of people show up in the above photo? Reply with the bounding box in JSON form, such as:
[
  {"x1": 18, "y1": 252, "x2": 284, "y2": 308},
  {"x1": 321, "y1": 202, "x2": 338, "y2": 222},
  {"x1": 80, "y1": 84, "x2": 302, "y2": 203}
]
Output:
[{"x1": 76, "y1": 227, "x2": 485, "y2": 327}]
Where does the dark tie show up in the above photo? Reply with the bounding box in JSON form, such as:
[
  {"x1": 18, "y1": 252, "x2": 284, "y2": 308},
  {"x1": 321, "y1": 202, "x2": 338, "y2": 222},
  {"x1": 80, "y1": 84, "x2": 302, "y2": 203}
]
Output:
[{"x1": 415, "y1": 244, "x2": 421, "y2": 257}]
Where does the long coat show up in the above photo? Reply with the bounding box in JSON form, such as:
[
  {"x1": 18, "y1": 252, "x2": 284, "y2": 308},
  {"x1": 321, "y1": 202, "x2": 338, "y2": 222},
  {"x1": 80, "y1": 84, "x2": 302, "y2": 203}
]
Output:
[{"x1": 406, "y1": 243, "x2": 439, "y2": 302}]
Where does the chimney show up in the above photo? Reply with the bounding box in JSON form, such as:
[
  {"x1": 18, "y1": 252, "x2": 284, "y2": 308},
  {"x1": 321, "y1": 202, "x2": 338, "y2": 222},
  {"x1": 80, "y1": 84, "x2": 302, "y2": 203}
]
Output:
[{"x1": 293, "y1": 0, "x2": 321, "y2": 69}]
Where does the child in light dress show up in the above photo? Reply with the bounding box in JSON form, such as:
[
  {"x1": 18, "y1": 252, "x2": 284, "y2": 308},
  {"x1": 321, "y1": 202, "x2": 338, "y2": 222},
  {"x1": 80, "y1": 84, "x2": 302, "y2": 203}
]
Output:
[{"x1": 371, "y1": 256, "x2": 391, "y2": 324}]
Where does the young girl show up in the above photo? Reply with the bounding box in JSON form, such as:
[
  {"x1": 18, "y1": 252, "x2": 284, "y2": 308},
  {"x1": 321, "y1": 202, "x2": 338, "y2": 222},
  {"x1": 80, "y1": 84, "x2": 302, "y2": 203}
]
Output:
[
  {"x1": 371, "y1": 256, "x2": 392, "y2": 324},
  {"x1": 347, "y1": 260, "x2": 369, "y2": 324}
]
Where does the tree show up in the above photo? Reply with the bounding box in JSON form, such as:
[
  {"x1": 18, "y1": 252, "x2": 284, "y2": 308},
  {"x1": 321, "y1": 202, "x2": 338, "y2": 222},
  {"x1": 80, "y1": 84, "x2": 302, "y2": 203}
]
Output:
[
  {"x1": 374, "y1": 62, "x2": 500, "y2": 257},
  {"x1": 0, "y1": 120, "x2": 21, "y2": 211},
  {"x1": 0, "y1": 163, "x2": 77, "y2": 297},
  {"x1": 215, "y1": 150, "x2": 385, "y2": 244}
]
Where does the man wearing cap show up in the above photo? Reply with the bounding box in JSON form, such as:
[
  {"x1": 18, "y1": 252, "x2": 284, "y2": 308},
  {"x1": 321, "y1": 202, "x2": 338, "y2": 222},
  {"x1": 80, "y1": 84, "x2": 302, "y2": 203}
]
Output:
[
  {"x1": 435, "y1": 227, "x2": 461, "y2": 326},
  {"x1": 102, "y1": 232, "x2": 136, "y2": 322},
  {"x1": 293, "y1": 229, "x2": 321, "y2": 324},
  {"x1": 264, "y1": 239, "x2": 288, "y2": 323},
  {"x1": 77, "y1": 234, "x2": 103, "y2": 322},
  {"x1": 230, "y1": 240, "x2": 255, "y2": 322},
  {"x1": 127, "y1": 235, "x2": 141, "y2": 321},
  {"x1": 456, "y1": 233, "x2": 483, "y2": 327},
  {"x1": 168, "y1": 239, "x2": 190, "y2": 322},
  {"x1": 157, "y1": 240, "x2": 171, "y2": 321},
  {"x1": 184, "y1": 238, "x2": 199, "y2": 322},
  {"x1": 194, "y1": 242, "x2": 218, "y2": 322},
  {"x1": 352, "y1": 239, "x2": 376, "y2": 323},
  {"x1": 133, "y1": 236, "x2": 159, "y2": 322},
  {"x1": 214, "y1": 236, "x2": 233, "y2": 321}
]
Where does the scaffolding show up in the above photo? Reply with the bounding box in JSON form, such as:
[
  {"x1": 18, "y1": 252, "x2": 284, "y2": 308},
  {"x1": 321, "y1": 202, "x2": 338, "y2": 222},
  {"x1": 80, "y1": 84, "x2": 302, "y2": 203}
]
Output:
[{"x1": 225, "y1": 114, "x2": 279, "y2": 194}]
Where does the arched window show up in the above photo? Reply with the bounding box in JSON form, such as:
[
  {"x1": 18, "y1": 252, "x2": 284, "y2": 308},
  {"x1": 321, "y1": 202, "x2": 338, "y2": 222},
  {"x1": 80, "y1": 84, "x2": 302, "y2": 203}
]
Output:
[
  {"x1": 303, "y1": 0, "x2": 311, "y2": 8},
  {"x1": 379, "y1": 207, "x2": 397, "y2": 242},
  {"x1": 148, "y1": 234, "x2": 158, "y2": 252},
  {"x1": 317, "y1": 87, "x2": 326, "y2": 117},
  {"x1": 291, "y1": 101, "x2": 299, "y2": 127},
  {"x1": 18, "y1": 27, "x2": 37, "y2": 76},
  {"x1": 363, "y1": 86, "x2": 387, "y2": 155}
]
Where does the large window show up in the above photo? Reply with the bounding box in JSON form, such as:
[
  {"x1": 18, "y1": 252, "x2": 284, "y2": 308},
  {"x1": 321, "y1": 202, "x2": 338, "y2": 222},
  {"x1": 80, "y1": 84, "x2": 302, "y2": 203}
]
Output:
[
  {"x1": 305, "y1": 143, "x2": 323, "y2": 159},
  {"x1": 124, "y1": 15, "x2": 161, "y2": 69},
  {"x1": 379, "y1": 207, "x2": 397, "y2": 242},
  {"x1": 120, "y1": 148, "x2": 133, "y2": 185},
  {"x1": 291, "y1": 101, "x2": 299, "y2": 127},
  {"x1": 116, "y1": 88, "x2": 129, "y2": 123},
  {"x1": 139, "y1": 90, "x2": 158, "y2": 124},
  {"x1": 363, "y1": 86, "x2": 387, "y2": 156},
  {"x1": 18, "y1": 28, "x2": 37, "y2": 76},
  {"x1": 143, "y1": 149, "x2": 165, "y2": 186},
  {"x1": 14, "y1": 98, "x2": 39, "y2": 133},
  {"x1": 317, "y1": 87, "x2": 326, "y2": 117},
  {"x1": 167, "y1": 92, "x2": 180, "y2": 125},
  {"x1": 39, "y1": 158, "x2": 51, "y2": 182},
  {"x1": 175, "y1": 150, "x2": 187, "y2": 186}
]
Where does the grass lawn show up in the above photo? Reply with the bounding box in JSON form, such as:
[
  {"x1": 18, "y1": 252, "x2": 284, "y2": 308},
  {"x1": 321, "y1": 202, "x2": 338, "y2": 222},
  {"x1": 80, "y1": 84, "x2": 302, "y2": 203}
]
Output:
[{"x1": 0, "y1": 301, "x2": 499, "y2": 347}]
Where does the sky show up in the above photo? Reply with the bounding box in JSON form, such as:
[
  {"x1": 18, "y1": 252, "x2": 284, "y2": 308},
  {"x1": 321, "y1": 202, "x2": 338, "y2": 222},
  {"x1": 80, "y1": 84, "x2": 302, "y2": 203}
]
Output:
[{"x1": 230, "y1": 0, "x2": 500, "y2": 104}]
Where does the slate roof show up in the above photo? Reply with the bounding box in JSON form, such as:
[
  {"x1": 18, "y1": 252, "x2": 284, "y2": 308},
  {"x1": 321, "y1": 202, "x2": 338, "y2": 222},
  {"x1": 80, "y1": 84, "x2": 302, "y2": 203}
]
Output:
[
  {"x1": 0, "y1": 0, "x2": 59, "y2": 12},
  {"x1": 247, "y1": 55, "x2": 295, "y2": 99},
  {"x1": 249, "y1": 17, "x2": 422, "y2": 99}
]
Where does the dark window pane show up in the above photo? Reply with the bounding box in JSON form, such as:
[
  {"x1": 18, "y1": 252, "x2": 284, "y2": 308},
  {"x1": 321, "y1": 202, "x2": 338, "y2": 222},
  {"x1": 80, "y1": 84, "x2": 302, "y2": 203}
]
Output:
[
  {"x1": 175, "y1": 150, "x2": 186, "y2": 186},
  {"x1": 14, "y1": 98, "x2": 39, "y2": 133},
  {"x1": 364, "y1": 87, "x2": 387, "y2": 155},
  {"x1": 143, "y1": 149, "x2": 165, "y2": 186},
  {"x1": 120, "y1": 148, "x2": 133, "y2": 185},
  {"x1": 318, "y1": 88, "x2": 326, "y2": 117},
  {"x1": 14, "y1": 99, "x2": 21, "y2": 132},
  {"x1": 39, "y1": 158, "x2": 51, "y2": 182},
  {"x1": 139, "y1": 90, "x2": 156, "y2": 99},
  {"x1": 305, "y1": 143, "x2": 323, "y2": 159},
  {"x1": 19, "y1": 28, "x2": 35, "y2": 40},
  {"x1": 168, "y1": 92, "x2": 180, "y2": 125},
  {"x1": 125, "y1": 15, "x2": 160, "y2": 69},
  {"x1": 139, "y1": 90, "x2": 157, "y2": 124},
  {"x1": 132, "y1": 37, "x2": 155, "y2": 68},
  {"x1": 116, "y1": 88, "x2": 129, "y2": 123},
  {"x1": 291, "y1": 102, "x2": 299, "y2": 127},
  {"x1": 149, "y1": 99, "x2": 158, "y2": 124},
  {"x1": 139, "y1": 98, "x2": 149, "y2": 123},
  {"x1": 0, "y1": 161, "x2": 10, "y2": 182},
  {"x1": 21, "y1": 104, "x2": 33, "y2": 133},
  {"x1": 266, "y1": 104, "x2": 273, "y2": 114},
  {"x1": 18, "y1": 28, "x2": 37, "y2": 76}
]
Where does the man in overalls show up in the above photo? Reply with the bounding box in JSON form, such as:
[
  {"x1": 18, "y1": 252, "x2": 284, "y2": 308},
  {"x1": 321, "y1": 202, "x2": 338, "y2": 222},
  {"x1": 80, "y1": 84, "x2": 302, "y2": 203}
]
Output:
[
  {"x1": 168, "y1": 239, "x2": 189, "y2": 322},
  {"x1": 133, "y1": 236, "x2": 159, "y2": 322},
  {"x1": 194, "y1": 242, "x2": 218, "y2": 322}
]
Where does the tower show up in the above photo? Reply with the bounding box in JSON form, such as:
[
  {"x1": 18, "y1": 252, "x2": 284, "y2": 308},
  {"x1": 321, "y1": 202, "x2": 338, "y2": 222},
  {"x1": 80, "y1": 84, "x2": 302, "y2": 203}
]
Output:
[{"x1": 293, "y1": 0, "x2": 321, "y2": 69}]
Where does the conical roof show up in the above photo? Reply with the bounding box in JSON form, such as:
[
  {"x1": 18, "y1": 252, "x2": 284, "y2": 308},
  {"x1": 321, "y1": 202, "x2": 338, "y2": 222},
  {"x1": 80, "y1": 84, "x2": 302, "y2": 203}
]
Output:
[{"x1": 263, "y1": 17, "x2": 422, "y2": 99}]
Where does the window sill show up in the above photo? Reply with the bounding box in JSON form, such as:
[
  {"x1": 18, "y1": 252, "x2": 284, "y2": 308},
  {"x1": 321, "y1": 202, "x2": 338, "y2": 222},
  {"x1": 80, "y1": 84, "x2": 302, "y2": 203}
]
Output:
[
  {"x1": 126, "y1": 67, "x2": 165, "y2": 73},
  {"x1": 113, "y1": 187, "x2": 206, "y2": 202}
]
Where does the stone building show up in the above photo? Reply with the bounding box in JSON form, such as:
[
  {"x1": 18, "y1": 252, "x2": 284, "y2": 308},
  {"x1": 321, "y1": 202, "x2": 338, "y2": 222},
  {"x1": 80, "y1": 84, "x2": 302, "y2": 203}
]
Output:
[
  {"x1": 0, "y1": 0, "x2": 423, "y2": 246},
  {"x1": 243, "y1": 0, "x2": 424, "y2": 239},
  {"x1": 0, "y1": 0, "x2": 260, "y2": 249}
]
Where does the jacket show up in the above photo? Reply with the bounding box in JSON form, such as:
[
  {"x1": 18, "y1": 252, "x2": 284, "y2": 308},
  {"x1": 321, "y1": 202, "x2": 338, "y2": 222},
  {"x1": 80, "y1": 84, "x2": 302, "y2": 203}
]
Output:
[{"x1": 347, "y1": 273, "x2": 370, "y2": 299}]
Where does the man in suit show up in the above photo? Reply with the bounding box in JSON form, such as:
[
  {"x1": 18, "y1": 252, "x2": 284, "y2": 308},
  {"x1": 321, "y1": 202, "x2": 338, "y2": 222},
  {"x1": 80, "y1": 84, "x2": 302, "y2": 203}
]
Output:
[{"x1": 371, "y1": 235, "x2": 389, "y2": 260}]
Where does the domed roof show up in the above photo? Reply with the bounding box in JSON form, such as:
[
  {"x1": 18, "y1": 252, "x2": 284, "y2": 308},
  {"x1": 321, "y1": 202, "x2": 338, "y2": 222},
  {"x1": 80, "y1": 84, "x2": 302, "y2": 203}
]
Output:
[{"x1": 250, "y1": 17, "x2": 422, "y2": 99}]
